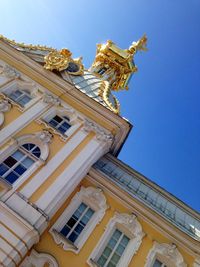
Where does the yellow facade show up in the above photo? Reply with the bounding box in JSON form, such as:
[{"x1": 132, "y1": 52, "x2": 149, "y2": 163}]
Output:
[{"x1": 0, "y1": 35, "x2": 199, "y2": 267}]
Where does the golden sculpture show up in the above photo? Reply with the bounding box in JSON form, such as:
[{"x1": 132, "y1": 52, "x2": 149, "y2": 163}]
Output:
[
  {"x1": 44, "y1": 49, "x2": 71, "y2": 72},
  {"x1": 128, "y1": 34, "x2": 148, "y2": 55},
  {"x1": 90, "y1": 35, "x2": 147, "y2": 92}
]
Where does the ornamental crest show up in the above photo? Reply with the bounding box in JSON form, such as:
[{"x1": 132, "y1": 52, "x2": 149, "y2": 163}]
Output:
[{"x1": 44, "y1": 49, "x2": 71, "y2": 71}]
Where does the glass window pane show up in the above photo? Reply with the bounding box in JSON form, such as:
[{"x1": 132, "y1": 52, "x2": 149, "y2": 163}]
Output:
[
  {"x1": 53, "y1": 115, "x2": 63, "y2": 123},
  {"x1": 5, "y1": 172, "x2": 19, "y2": 184},
  {"x1": 68, "y1": 232, "x2": 78, "y2": 242},
  {"x1": 18, "y1": 95, "x2": 31, "y2": 106},
  {"x1": 121, "y1": 235, "x2": 130, "y2": 246},
  {"x1": 102, "y1": 247, "x2": 112, "y2": 258},
  {"x1": 49, "y1": 119, "x2": 59, "y2": 127},
  {"x1": 10, "y1": 90, "x2": 22, "y2": 100},
  {"x1": 60, "y1": 225, "x2": 70, "y2": 237},
  {"x1": 113, "y1": 229, "x2": 122, "y2": 241},
  {"x1": 110, "y1": 253, "x2": 120, "y2": 264},
  {"x1": 153, "y1": 259, "x2": 163, "y2": 267},
  {"x1": 22, "y1": 143, "x2": 35, "y2": 151},
  {"x1": 22, "y1": 157, "x2": 34, "y2": 168},
  {"x1": 61, "y1": 121, "x2": 71, "y2": 130},
  {"x1": 97, "y1": 255, "x2": 107, "y2": 267},
  {"x1": 31, "y1": 147, "x2": 41, "y2": 158},
  {"x1": 74, "y1": 223, "x2": 84, "y2": 234},
  {"x1": 4, "y1": 156, "x2": 17, "y2": 167},
  {"x1": 78, "y1": 203, "x2": 87, "y2": 213},
  {"x1": 116, "y1": 244, "x2": 125, "y2": 256},
  {"x1": 67, "y1": 217, "x2": 77, "y2": 228},
  {"x1": 0, "y1": 164, "x2": 9, "y2": 176},
  {"x1": 108, "y1": 237, "x2": 117, "y2": 249},
  {"x1": 14, "y1": 164, "x2": 27, "y2": 175},
  {"x1": 12, "y1": 150, "x2": 24, "y2": 161},
  {"x1": 57, "y1": 125, "x2": 67, "y2": 134}
]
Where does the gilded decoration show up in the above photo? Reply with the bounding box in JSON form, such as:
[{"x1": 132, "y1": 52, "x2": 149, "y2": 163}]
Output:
[
  {"x1": 91, "y1": 34, "x2": 147, "y2": 91},
  {"x1": 98, "y1": 81, "x2": 120, "y2": 114},
  {"x1": 44, "y1": 48, "x2": 84, "y2": 75}
]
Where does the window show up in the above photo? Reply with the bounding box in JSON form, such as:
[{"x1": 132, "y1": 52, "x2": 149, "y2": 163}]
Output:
[
  {"x1": 60, "y1": 202, "x2": 94, "y2": 243},
  {"x1": 96, "y1": 229, "x2": 130, "y2": 267},
  {"x1": 47, "y1": 115, "x2": 71, "y2": 135},
  {"x1": 98, "y1": 67, "x2": 107, "y2": 75},
  {"x1": 8, "y1": 89, "x2": 32, "y2": 106},
  {"x1": 0, "y1": 143, "x2": 41, "y2": 184},
  {"x1": 144, "y1": 242, "x2": 186, "y2": 267},
  {"x1": 50, "y1": 187, "x2": 107, "y2": 253},
  {"x1": 153, "y1": 259, "x2": 167, "y2": 267},
  {"x1": 88, "y1": 213, "x2": 144, "y2": 267}
]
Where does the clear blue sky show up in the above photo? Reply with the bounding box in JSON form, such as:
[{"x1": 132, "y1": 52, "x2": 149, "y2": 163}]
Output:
[{"x1": 0, "y1": 0, "x2": 200, "y2": 211}]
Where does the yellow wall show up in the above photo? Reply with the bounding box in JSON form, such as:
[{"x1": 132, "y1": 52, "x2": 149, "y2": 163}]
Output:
[{"x1": 34, "y1": 178, "x2": 195, "y2": 267}]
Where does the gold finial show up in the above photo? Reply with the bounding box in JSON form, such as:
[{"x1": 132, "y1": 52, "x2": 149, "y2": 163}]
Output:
[{"x1": 128, "y1": 34, "x2": 148, "y2": 55}]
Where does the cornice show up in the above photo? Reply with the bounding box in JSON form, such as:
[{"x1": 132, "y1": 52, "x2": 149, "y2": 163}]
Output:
[
  {"x1": 0, "y1": 39, "x2": 131, "y2": 155},
  {"x1": 105, "y1": 154, "x2": 200, "y2": 221}
]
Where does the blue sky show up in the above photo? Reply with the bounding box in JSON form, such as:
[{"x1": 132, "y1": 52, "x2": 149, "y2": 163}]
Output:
[{"x1": 0, "y1": 0, "x2": 200, "y2": 211}]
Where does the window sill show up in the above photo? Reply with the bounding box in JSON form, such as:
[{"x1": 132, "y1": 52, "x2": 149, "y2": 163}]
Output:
[{"x1": 50, "y1": 229, "x2": 78, "y2": 252}]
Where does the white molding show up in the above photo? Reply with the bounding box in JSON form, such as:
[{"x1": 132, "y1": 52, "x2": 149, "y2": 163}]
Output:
[
  {"x1": 0, "y1": 99, "x2": 11, "y2": 126},
  {"x1": 88, "y1": 212, "x2": 144, "y2": 267},
  {"x1": 21, "y1": 130, "x2": 87, "y2": 198},
  {"x1": 84, "y1": 118, "x2": 113, "y2": 147},
  {"x1": 50, "y1": 186, "x2": 108, "y2": 253},
  {"x1": 20, "y1": 249, "x2": 58, "y2": 267},
  {"x1": 144, "y1": 242, "x2": 187, "y2": 267},
  {"x1": 0, "y1": 63, "x2": 20, "y2": 79},
  {"x1": 0, "y1": 202, "x2": 40, "y2": 267}
]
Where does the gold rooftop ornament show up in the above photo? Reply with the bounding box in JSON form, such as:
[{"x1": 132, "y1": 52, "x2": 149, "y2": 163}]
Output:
[
  {"x1": 128, "y1": 34, "x2": 148, "y2": 55},
  {"x1": 44, "y1": 48, "x2": 84, "y2": 75},
  {"x1": 90, "y1": 34, "x2": 148, "y2": 91},
  {"x1": 44, "y1": 49, "x2": 72, "y2": 72}
]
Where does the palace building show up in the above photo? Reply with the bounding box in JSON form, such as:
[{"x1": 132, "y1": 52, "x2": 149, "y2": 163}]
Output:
[{"x1": 0, "y1": 35, "x2": 200, "y2": 267}]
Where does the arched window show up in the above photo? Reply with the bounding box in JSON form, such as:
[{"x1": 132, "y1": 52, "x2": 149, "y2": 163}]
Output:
[
  {"x1": 0, "y1": 143, "x2": 41, "y2": 184},
  {"x1": 8, "y1": 89, "x2": 32, "y2": 106}
]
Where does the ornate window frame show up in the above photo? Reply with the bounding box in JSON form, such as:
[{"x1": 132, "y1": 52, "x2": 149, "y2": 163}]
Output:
[
  {"x1": 0, "y1": 131, "x2": 51, "y2": 190},
  {"x1": 49, "y1": 186, "x2": 108, "y2": 253},
  {"x1": 87, "y1": 212, "x2": 145, "y2": 267},
  {"x1": 0, "y1": 79, "x2": 41, "y2": 111},
  {"x1": 144, "y1": 242, "x2": 187, "y2": 267},
  {"x1": 37, "y1": 105, "x2": 81, "y2": 141},
  {"x1": 20, "y1": 249, "x2": 58, "y2": 267}
]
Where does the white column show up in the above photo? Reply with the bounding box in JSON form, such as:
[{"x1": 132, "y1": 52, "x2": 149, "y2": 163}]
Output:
[
  {"x1": 0, "y1": 100, "x2": 48, "y2": 146},
  {"x1": 35, "y1": 135, "x2": 106, "y2": 218},
  {"x1": 21, "y1": 130, "x2": 88, "y2": 198}
]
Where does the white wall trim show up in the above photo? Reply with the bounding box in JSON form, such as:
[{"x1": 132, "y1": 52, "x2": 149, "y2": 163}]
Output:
[{"x1": 50, "y1": 186, "x2": 108, "y2": 253}]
